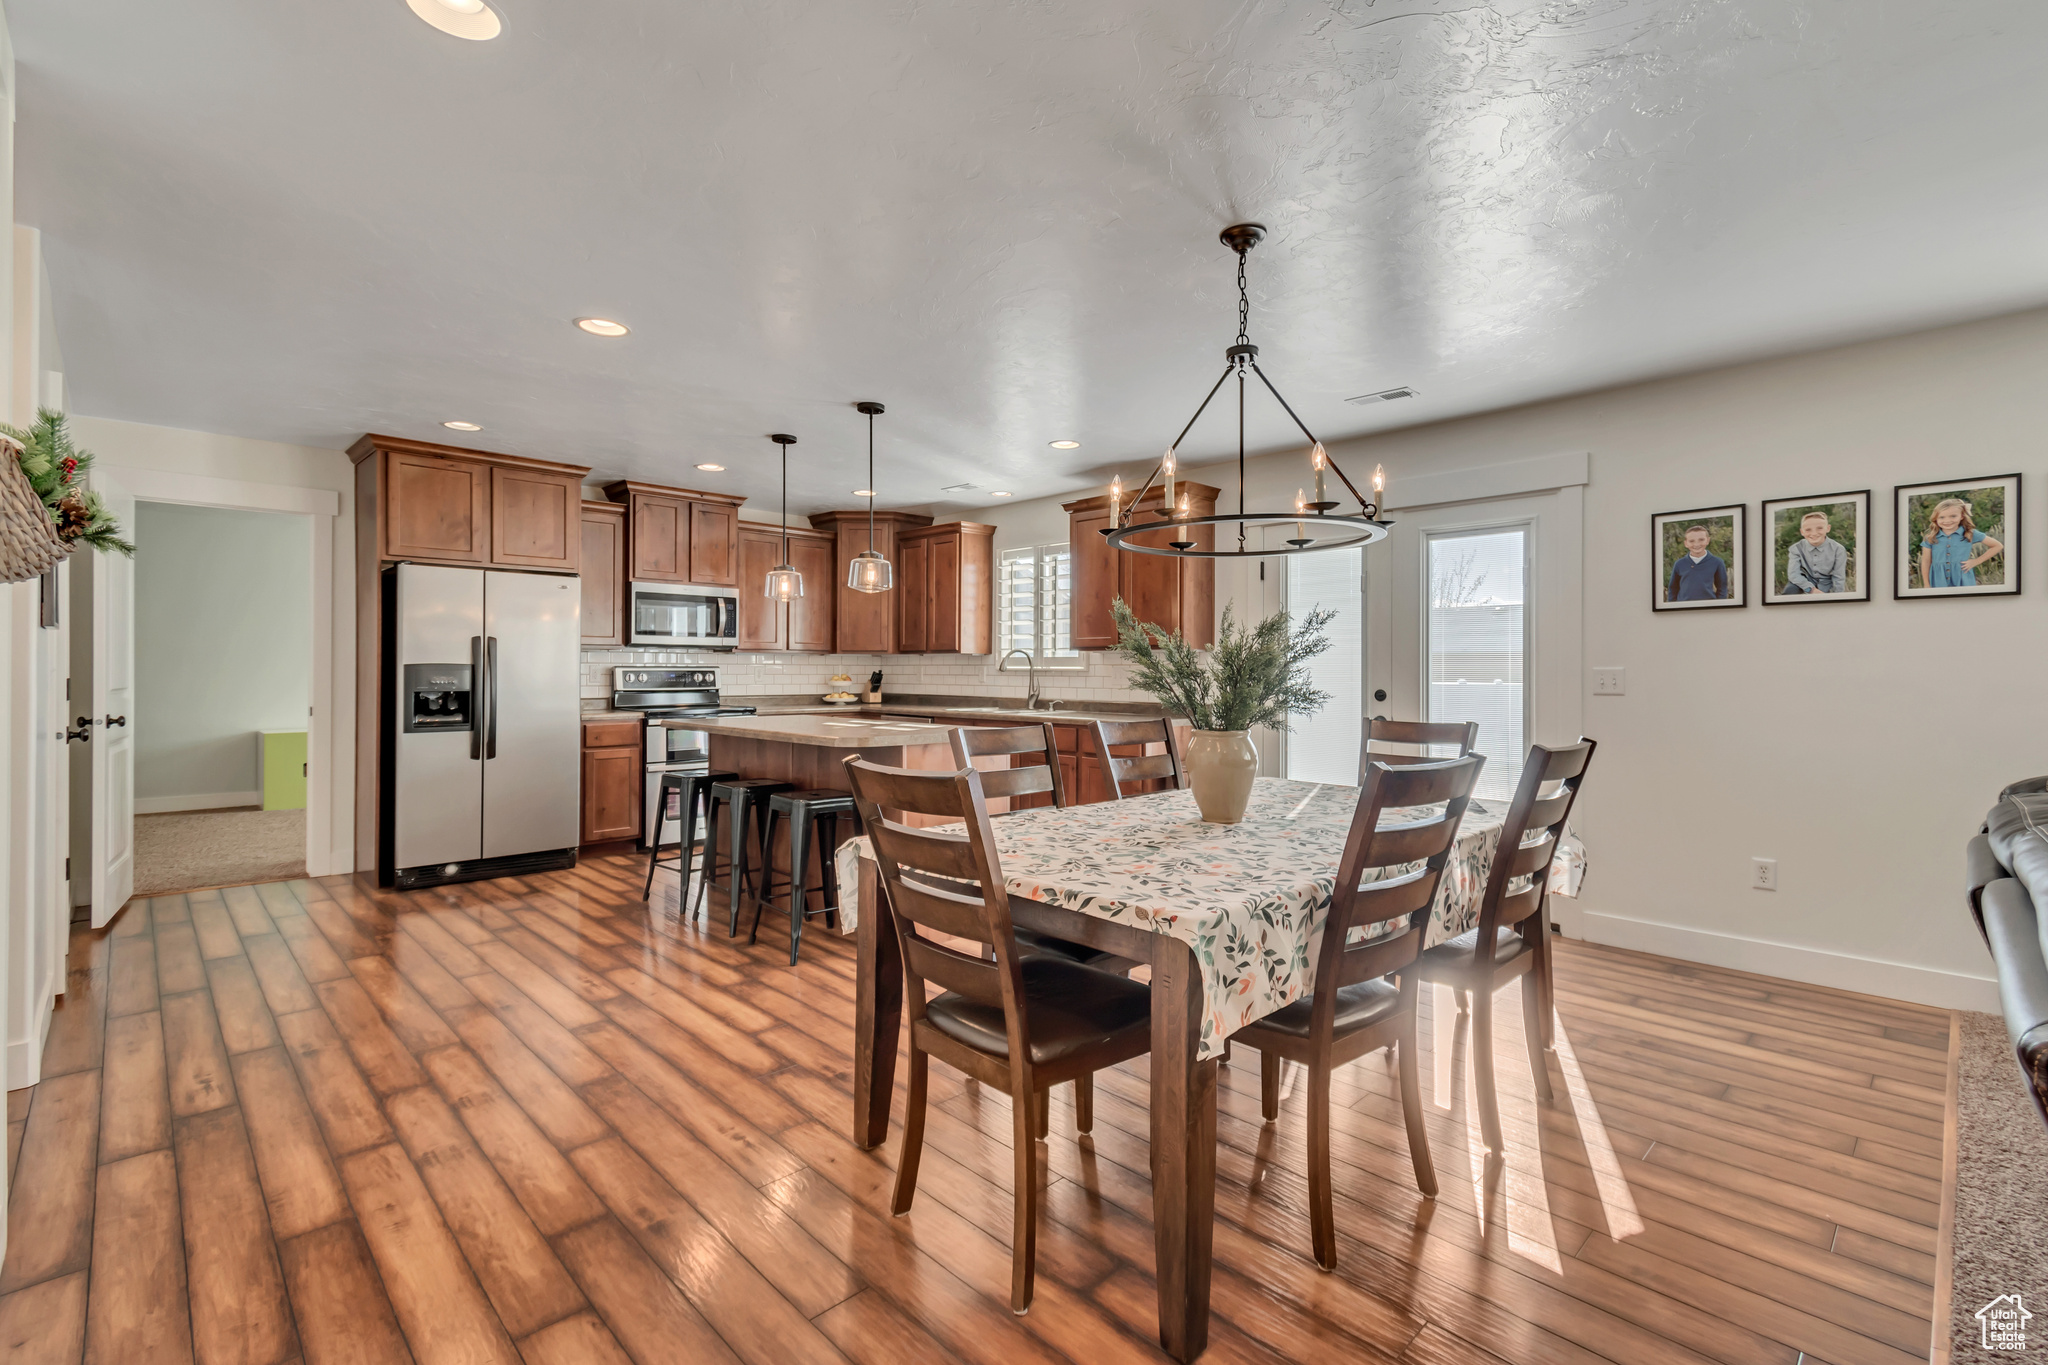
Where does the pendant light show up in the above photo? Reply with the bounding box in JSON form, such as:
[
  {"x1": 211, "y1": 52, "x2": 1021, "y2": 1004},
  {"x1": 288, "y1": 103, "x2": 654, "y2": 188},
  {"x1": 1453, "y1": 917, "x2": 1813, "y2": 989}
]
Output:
[
  {"x1": 1101, "y1": 224, "x2": 1392, "y2": 559},
  {"x1": 847, "y1": 401, "x2": 894, "y2": 593},
  {"x1": 764, "y1": 434, "x2": 802, "y2": 602}
]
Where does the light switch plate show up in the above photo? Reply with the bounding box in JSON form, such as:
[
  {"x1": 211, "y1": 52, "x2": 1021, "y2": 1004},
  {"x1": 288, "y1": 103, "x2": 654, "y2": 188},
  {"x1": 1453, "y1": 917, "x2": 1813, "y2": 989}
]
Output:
[{"x1": 1592, "y1": 667, "x2": 1625, "y2": 695}]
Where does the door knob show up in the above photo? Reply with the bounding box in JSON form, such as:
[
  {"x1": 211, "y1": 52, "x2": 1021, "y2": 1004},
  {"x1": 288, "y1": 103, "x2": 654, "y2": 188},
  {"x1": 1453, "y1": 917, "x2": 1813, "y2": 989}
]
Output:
[
  {"x1": 65, "y1": 724, "x2": 91, "y2": 743},
  {"x1": 104, "y1": 715, "x2": 127, "y2": 728}
]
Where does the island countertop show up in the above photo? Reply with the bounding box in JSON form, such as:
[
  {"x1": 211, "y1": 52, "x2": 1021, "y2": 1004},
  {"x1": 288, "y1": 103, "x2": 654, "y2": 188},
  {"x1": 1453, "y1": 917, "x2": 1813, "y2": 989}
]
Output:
[{"x1": 660, "y1": 712, "x2": 963, "y2": 747}]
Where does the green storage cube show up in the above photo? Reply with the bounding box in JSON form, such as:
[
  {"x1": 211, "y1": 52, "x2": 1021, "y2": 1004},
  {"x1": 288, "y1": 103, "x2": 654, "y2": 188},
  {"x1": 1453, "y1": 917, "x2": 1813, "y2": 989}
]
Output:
[{"x1": 261, "y1": 730, "x2": 308, "y2": 811}]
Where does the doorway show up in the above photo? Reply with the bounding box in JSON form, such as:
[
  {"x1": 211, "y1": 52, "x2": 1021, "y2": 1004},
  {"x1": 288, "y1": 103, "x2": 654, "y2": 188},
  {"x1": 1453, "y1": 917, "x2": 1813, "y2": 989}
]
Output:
[{"x1": 70, "y1": 491, "x2": 328, "y2": 907}]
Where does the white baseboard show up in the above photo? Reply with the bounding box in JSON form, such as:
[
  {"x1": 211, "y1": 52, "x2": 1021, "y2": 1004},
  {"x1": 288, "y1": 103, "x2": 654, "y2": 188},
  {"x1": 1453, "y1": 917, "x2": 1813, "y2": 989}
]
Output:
[
  {"x1": 6, "y1": 955, "x2": 62, "y2": 1090},
  {"x1": 135, "y1": 790, "x2": 261, "y2": 815},
  {"x1": 1579, "y1": 910, "x2": 2001, "y2": 1013}
]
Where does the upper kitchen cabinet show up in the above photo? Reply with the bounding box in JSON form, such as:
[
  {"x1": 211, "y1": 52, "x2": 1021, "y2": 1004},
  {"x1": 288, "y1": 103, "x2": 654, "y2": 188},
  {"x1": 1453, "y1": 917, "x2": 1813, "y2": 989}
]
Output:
[
  {"x1": 1064, "y1": 480, "x2": 1218, "y2": 650},
  {"x1": 896, "y1": 521, "x2": 995, "y2": 654},
  {"x1": 806, "y1": 508, "x2": 934, "y2": 653},
  {"x1": 579, "y1": 500, "x2": 626, "y2": 646},
  {"x1": 737, "y1": 524, "x2": 835, "y2": 652},
  {"x1": 348, "y1": 435, "x2": 589, "y2": 573},
  {"x1": 602, "y1": 480, "x2": 744, "y2": 588}
]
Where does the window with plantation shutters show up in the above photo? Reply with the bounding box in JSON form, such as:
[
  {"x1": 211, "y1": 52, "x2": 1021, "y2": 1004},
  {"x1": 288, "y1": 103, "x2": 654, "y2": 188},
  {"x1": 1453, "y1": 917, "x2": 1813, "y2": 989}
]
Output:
[{"x1": 998, "y1": 543, "x2": 1080, "y2": 666}]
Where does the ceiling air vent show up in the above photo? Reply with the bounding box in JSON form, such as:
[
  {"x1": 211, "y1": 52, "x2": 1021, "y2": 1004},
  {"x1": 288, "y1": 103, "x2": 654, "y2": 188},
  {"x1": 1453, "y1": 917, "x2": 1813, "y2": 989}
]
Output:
[
  {"x1": 940, "y1": 481, "x2": 979, "y2": 493},
  {"x1": 1346, "y1": 387, "x2": 1418, "y2": 406}
]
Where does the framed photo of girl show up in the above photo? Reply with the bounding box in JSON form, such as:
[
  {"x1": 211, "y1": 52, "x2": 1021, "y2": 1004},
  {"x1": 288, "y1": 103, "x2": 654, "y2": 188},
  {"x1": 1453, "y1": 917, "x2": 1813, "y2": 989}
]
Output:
[
  {"x1": 1652, "y1": 504, "x2": 1745, "y2": 610},
  {"x1": 1761, "y1": 490, "x2": 1869, "y2": 605},
  {"x1": 1894, "y1": 474, "x2": 2019, "y2": 599}
]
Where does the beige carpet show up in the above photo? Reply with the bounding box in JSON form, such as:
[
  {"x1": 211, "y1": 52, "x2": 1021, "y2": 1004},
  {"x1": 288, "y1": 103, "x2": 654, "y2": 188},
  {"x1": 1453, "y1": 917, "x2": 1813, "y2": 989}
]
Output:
[
  {"x1": 1948, "y1": 1008, "x2": 2048, "y2": 1362},
  {"x1": 133, "y1": 807, "x2": 307, "y2": 896}
]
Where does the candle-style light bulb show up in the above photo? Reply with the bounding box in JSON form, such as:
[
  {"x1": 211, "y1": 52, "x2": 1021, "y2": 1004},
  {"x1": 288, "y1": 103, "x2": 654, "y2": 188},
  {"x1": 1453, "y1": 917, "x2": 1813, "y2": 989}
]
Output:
[
  {"x1": 1372, "y1": 463, "x2": 1385, "y2": 513},
  {"x1": 1311, "y1": 442, "x2": 1327, "y2": 506},
  {"x1": 1109, "y1": 474, "x2": 1121, "y2": 524},
  {"x1": 1295, "y1": 488, "x2": 1306, "y2": 540},
  {"x1": 1162, "y1": 450, "x2": 1176, "y2": 513},
  {"x1": 1176, "y1": 490, "x2": 1189, "y2": 521}
]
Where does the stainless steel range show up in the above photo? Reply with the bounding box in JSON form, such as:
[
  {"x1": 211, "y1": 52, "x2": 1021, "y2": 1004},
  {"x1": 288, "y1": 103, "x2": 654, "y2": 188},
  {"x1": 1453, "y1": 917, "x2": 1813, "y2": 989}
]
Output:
[{"x1": 608, "y1": 666, "x2": 756, "y2": 848}]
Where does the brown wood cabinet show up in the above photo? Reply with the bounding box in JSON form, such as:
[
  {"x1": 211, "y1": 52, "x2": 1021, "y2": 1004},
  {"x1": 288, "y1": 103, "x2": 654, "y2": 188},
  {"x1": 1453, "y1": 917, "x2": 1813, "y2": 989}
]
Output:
[
  {"x1": 1064, "y1": 481, "x2": 1218, "y2": 650},
  {"x1": 580, "y1": 500, "x2": 626, "y2": 646},
  {"x1": 603, "y1": 480, "x2": 744, "y2": 588},
  {"x1": 580, "y1": 720, "x2": 643, "y2": 845},
  {"x1": 895, "y1": 521, "x2": 995, "y2": 654},
  {"x1": 806, "y1": 509, "x2": 934, "y2": 653},
  {"x1": 352, "y1": 435, "x2": 588, "y2": 574},
  {"x1": 349, "y1": 434, "x2": 594, "y2": 874},
  {"x1": 736, "y1": 524, "x2": 835, "y2": 652},
  {"x1": 969, "y1": 717, "x2": 1187, "y2": 809}
]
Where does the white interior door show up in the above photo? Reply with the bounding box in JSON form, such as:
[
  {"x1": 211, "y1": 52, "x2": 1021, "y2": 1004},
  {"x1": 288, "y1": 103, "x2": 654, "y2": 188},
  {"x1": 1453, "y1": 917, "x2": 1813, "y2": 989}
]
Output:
[
  {"x1": 90, "y1": 471, "x2": 136, "y2": 926},
  {"x1": 1366, "y1": 487, "x2": 1584, "y2": 804}
]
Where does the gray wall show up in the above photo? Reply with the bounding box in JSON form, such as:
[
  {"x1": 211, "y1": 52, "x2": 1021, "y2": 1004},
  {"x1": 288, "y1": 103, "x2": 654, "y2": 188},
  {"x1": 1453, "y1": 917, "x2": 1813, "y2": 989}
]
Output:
[{"x1": 134, "y1": 501, "x2": 311, "y2": 804}]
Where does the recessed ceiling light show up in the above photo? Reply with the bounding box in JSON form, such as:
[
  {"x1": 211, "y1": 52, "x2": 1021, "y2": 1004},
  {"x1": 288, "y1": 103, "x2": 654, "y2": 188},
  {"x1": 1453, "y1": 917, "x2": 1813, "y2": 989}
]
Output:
[
  {"x1": 442, "y1": 420, "x2": 481, "y2": 432},
  {"x1": 405, "y1": 0, "x2": 502, "y2": 40},
  {"x1": 575, "y1": 317, "x2": 630, "y2": 337},
  {"x1": 851, "y1": 488, "x2": 877, "y2": 498},
  {"x1": 695, "y1": 463, "x2": 725, "y2": 472},
  {"x1": 1049, "y1": 440, "x2": 1081, "y2": 449},
  {"x1": 990, "y1": 491, "x2": 1013, "y2": 497}
]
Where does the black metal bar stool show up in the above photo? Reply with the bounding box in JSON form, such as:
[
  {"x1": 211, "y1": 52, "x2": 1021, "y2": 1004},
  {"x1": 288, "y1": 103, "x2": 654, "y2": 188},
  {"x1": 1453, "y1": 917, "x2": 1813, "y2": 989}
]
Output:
[
  {"x1": 749, "y1": 789, "x2": 858, "y2": 966},
  {"x1": 643, "y1": 769, "x2": 737, "y2": 902},
  {"x1": 692, "y1": 778, "x2": 792, "y2": 935}
]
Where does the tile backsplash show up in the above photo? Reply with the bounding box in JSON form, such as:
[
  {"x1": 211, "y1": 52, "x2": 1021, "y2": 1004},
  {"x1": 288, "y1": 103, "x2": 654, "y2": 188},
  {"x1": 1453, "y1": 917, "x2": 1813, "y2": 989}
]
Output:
[{"x1": 581, "y1": 648, "x2": 1145, "y2": 706}]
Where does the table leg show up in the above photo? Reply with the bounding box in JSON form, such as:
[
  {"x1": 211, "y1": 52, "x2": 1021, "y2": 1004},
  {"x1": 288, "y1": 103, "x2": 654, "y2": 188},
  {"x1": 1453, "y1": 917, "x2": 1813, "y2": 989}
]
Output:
[
  {"x1": 1150, "y1": 937, "x2": 1216, "y2": 1361},
  {"x1": 852, "y1": 853, "x2": 902, "y2": 1151}
]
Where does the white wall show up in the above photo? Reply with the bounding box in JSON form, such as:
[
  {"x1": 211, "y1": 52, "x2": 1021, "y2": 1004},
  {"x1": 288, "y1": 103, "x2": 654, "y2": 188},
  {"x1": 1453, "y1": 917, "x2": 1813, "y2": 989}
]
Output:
[
  {"x1": 72, "y1": 416, "x2": 354, "y2": 873},
  {"x1": 132, "y1": 501, "x2": 311, "y2": 807}
]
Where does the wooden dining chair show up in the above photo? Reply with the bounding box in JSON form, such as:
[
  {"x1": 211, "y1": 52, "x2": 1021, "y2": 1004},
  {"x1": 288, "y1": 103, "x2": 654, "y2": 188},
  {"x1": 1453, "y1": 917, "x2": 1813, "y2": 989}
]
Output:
[
  {"x1": 951, "y1": 725, "x2": 1134, "y2": 979},
  {"x1": 1415, "y1": 739, "x2": 1596, "y2": 1154},
  {"x1": 1092, "y1": 717, "x2": 1186, "y2": 799},
  {"x1": 1236, "y1": 753, "x2": 1485, "y2": 1271},
  {"x1": 843, "y1": 756, "x2": 1153, "y2": 1314},
  {"x1": 1359, "y1": 717, "x2": 1480, "y2": 780},
  {"x1": 949, "y1": 722, "x2": 1065, "y2": 811}
]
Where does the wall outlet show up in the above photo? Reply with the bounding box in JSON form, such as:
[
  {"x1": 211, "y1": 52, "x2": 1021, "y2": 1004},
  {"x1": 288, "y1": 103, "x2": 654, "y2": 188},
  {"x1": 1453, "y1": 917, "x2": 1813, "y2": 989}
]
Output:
[
  {"x1": 1592, "y1": 667, "x2": 1625, "y2": 695},
  {"x1": 1752, "y1": 857, "x2": 1777, "y2": 891}
]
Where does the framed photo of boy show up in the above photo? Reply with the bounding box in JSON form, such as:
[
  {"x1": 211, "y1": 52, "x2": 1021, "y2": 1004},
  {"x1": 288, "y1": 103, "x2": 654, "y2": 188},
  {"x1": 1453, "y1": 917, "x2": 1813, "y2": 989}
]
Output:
[
  {"x1": 1761, "y1": 490, "x2": 1869, "y2": 605},
  {"x1": 1894, "y1": 474, "x2": 2019, "y2": 599},
  {"x1": 1653, "y1": 505, "x2": 1745, "y2": 611}
]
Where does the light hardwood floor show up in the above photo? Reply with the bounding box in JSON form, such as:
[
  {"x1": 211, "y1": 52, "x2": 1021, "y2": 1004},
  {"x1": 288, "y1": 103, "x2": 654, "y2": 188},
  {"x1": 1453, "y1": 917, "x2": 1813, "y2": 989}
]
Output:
[{"x1": 1, "y1": 852, "x2": 1949, "y2": 1364}]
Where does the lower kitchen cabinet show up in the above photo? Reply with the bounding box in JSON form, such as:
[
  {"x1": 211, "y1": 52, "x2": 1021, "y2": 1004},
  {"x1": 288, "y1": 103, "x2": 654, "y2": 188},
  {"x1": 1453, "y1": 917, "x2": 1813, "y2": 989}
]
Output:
[{"x1": 581, "y1": 721, "x2": 643, "y2": 844}]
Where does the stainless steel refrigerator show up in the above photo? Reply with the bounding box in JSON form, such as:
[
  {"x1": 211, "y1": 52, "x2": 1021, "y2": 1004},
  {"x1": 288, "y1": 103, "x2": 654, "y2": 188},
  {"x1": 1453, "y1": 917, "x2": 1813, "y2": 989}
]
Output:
[{"x1": 381, "y1": 563, "x2": 581, "y2": 889}]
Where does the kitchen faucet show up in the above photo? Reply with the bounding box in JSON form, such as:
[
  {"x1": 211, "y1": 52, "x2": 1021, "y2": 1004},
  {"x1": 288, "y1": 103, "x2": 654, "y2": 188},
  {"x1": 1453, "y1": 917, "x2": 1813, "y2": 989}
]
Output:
[{"x1": 1001, "y1": 648, "x2": 1040, "y2": 710}]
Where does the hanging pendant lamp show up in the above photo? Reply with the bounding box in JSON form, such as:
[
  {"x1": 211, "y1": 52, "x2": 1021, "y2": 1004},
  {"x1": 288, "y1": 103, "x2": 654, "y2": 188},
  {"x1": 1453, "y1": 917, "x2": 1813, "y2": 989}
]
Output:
[
  {"x1": 764, "y1": 433, "x2": 803, "y2": 602},
  {"x1": 1102, "y1": 223, "x2": 1392, "y2": 559},
  {"x1": 847, "y1": 401, "x2": 893, "y2": 593}
]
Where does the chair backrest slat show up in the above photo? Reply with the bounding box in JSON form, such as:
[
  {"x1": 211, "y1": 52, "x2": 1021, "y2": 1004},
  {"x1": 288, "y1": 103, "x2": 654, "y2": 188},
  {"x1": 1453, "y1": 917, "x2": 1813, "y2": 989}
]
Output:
[
  {"x1": 1092, "y1": 718, "x2": 1186, "y2": 798},
  {"x1": 949, "y1": 724, "x2": 1066, "y2": 810},
  {"x1": 845, "y1": 757, "x2": 1036, "y2": 1071},
  {"x1": 1360, "y1": 718, "x2": 1480, "y2": 780},
  {"x1": 1313, "y1": 756, "x2": 1485, "y2": 1006},
  {"x1": 1475, "y1": 740, "x2": 1596, "y2": 939}
]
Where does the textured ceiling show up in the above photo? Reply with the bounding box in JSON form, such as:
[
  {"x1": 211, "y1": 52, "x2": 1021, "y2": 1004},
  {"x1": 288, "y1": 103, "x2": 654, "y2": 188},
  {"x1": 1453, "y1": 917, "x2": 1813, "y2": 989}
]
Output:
[{"x1": 12, "y1": 1, "x2": 2048, "y2": 515}]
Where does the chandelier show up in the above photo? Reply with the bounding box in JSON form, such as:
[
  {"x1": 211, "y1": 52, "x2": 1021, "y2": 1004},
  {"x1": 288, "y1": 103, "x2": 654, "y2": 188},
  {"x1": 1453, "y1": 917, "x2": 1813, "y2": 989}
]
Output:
[{"x1": 1102, "y1": 224, "x2": 1391, "y2": 558}]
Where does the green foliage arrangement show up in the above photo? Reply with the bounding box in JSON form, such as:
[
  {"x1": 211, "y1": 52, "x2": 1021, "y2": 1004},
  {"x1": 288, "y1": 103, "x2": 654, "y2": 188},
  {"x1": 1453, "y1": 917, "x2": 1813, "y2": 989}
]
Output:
[
  {"x1": 4, "y1": 409, "x2": 134, "y2": 555},
  {"x1": 1110, "y1": 597, "x2": 1334, "y2": 733},
  {"x1": 1769, "y1": 499, "x2": 1860, "y2": 593}
]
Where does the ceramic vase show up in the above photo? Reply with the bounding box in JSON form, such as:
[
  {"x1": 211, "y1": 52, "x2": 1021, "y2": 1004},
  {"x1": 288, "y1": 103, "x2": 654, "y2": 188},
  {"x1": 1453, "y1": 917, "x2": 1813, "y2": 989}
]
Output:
[{"x1": 1184, "y1": 729, "x2": 1257, "y2": 823}]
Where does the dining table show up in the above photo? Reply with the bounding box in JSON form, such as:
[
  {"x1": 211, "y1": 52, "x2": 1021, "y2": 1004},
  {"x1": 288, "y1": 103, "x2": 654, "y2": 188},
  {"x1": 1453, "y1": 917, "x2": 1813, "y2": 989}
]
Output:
[{"x1": 842, "y1": 776, "x2": 1509, "y2": 1361}]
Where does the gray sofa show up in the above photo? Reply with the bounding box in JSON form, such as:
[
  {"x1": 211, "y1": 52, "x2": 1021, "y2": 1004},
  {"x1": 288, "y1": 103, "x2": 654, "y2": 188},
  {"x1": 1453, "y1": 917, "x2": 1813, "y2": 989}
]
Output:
[{"x1": 1968, "y1": 777, "x2": 2048, "y2": 1126}]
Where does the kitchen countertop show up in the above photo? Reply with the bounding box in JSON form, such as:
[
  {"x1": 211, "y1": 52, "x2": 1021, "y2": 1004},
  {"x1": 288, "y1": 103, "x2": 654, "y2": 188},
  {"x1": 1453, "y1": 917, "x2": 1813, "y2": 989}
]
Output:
[
  {"x1": 724, "y1": 695, "x2": 1176, "y2": 727},
  {"x1": 671, "y1": 713, "x2": 963, "y2": 747}
]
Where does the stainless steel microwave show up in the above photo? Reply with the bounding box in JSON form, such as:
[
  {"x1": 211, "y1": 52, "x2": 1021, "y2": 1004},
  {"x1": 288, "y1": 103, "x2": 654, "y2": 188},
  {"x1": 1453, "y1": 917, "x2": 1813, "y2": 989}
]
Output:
[{"x1": 628, "y1": 581, "x2": 739, "y2": 649}]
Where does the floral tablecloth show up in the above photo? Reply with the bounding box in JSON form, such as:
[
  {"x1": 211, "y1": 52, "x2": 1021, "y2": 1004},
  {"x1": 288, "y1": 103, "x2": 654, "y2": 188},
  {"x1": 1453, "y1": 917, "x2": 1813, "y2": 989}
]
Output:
[{"x1": 833, "y1": 777, "x2": 1506, "y2": 1060}]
